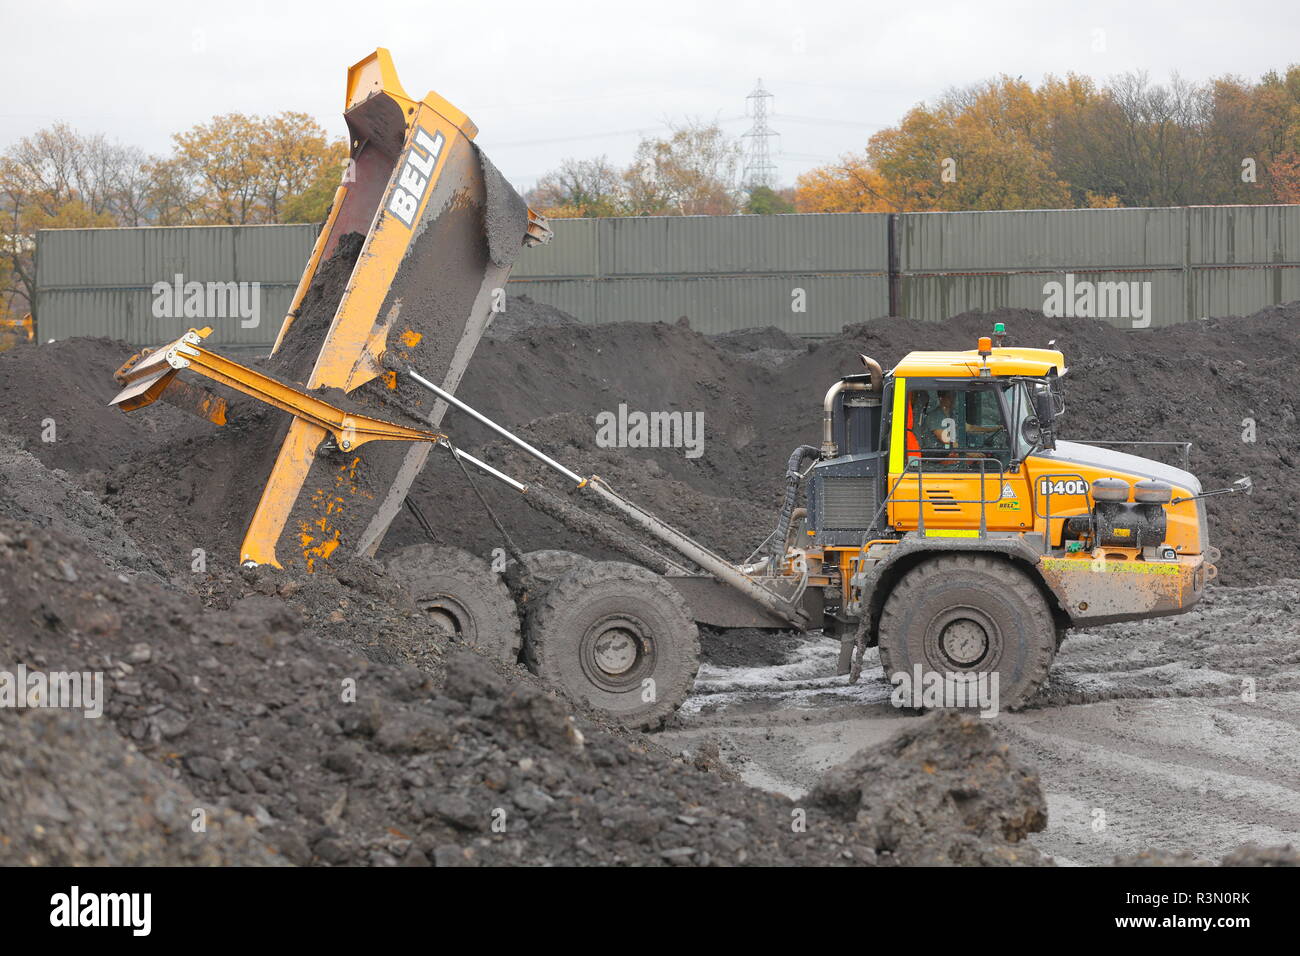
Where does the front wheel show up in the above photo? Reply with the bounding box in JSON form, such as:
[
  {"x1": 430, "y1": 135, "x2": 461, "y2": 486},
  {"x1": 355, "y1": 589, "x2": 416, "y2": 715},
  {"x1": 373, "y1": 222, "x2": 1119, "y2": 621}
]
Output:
[
  {"x1": 523, "y1": 562, "x2": 700, "y2": 730},
  {"x1": 877, "y1": 555, "x2": 1055, "y2": 711}
]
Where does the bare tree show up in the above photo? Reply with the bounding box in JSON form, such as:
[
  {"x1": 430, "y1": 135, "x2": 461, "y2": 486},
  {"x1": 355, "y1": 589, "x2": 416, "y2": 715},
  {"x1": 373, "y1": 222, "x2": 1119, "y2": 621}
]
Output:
[
  {"x1": 0, "y1": 124, "x2": 150, "y2": 312},
  {"x1": 529, "y1": 156, "x2": 625, "y2": 217}
]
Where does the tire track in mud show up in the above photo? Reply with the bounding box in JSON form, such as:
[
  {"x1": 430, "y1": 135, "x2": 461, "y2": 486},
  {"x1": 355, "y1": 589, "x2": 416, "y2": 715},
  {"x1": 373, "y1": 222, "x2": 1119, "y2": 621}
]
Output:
[
  {"x1": 661, "y1": 584, "x2": 1300, "y2": 861},
  {"x1": 1030, "y1": 581, "x2": 1300, "y2": 710}
]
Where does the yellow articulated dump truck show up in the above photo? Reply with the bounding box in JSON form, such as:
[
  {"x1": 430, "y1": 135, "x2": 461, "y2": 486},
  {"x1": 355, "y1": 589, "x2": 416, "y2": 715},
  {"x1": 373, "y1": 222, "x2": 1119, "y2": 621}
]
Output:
[
  {"x1": 794, "y1": 325, "x2": 1244, "y2": 709},
  {"x1": 0, "y1": 312, "x2": 34, "y2": 352},
  {"x1": 111, "y1": 53, "x2": 1247, "y2": 728}
]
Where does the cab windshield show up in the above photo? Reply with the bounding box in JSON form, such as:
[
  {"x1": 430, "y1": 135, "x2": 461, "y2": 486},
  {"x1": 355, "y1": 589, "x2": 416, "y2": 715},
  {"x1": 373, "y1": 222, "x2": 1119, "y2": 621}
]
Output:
[{"x1": 1003, "y1": 381, "x2": 1034, "y2": 459}]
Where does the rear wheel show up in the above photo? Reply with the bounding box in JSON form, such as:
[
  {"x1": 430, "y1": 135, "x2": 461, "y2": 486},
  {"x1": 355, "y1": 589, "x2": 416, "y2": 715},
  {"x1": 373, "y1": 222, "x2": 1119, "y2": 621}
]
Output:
[
  {"x1": 877, "y1": 555, "x2": 1055, "y2": 711},
  {"x1": 387, "y1": 544, "x2": 522, "y2": 664},
  {"x1": 524, "y1": 561, "x2": 700, "y2": 730}
]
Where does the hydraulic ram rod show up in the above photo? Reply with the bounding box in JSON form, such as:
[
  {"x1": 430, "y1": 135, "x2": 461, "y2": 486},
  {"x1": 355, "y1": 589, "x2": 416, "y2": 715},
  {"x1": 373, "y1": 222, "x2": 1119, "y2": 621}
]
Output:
[
  {"x1": 409, "y1": 370, "x2": 584, "y2": 484},
  {"x1": 439, "y1": 439, "x2": 528, "y2": 493},
  {"x1": 407, "y1": 371, "x2": 805, "y2": 627}
]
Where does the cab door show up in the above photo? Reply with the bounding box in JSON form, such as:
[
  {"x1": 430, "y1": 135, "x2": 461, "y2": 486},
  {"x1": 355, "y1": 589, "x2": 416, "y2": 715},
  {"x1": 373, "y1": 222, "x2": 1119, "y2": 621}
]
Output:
[{"x1": 886, "y1": 379, "x2": 1033, "y2": 534}]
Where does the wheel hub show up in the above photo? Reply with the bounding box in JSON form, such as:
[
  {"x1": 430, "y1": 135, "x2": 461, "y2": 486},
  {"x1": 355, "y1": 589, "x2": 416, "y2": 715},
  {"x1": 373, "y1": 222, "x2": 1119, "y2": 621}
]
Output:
[
  {"x1": 421, "y1": 596, "x2": 471, "y2": 639},
  {"x1": 593, "y1": 628, "x2": 639, "y2": 675},
  {"x1": 579, "y1": 614, "x2": 654, "y2": 691},
  {"x1": 939, "y1": 618, "x2": 989, "y2": 666}
]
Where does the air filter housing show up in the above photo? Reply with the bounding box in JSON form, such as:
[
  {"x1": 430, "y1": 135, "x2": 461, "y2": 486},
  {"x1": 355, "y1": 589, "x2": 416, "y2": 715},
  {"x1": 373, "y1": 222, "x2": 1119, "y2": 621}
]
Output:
[{"x1": 1091, "y1": 477, "x2": 1130, "y2": 502}]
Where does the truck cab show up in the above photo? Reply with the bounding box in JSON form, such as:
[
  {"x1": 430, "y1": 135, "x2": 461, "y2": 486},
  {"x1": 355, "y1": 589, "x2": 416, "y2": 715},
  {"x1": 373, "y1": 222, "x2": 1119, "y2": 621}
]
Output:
[{"x1": 795, "y1": 325, "x2": 1218, "y2": 706}]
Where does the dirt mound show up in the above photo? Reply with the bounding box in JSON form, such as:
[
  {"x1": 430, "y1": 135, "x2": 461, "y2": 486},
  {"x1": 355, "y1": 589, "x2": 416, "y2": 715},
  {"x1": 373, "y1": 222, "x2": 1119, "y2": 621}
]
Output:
[
  {"x1": 0, "y1": 433, "x2": 166, "y2": 581},
  {"x1": 809, "y1": 712, "x2": 1047, "y2": 865},
  {"x1": 0, "y1": 515, "x2": 1047, "y2": 866},
  {"x1": 387, "y1": 318, "x2": 781, "y2": 563},
  {"x1": 486, "y1": 294, "x2": 581, "y2": 339},
  {"x1": 710, "y1": 326, "x2": 806, "y2": 353},
  {"x1": 0, "y1": 709, "x2": 283, "y2": 866},
  {"x1": 709, "y1": 325, "x2": 807, "y2": 369},
  {"x1": 0, "y1": 336, "x2": 192, "y2": 473}
]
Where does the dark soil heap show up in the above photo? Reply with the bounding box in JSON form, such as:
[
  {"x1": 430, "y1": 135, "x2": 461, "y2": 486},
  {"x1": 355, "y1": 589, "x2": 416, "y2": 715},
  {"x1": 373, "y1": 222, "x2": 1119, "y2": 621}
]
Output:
[
  {"x1": 1, "y1": 286, "x2": 1297, "y2": 866},
  {"x1": 0, "y1": 516, "x2": 1048, "y2": 866}
]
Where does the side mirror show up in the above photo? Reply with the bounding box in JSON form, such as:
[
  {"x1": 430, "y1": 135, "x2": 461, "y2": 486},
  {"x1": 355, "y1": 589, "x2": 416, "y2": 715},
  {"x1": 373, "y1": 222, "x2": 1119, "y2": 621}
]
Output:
[
  {"x1": 1033, "y1": 389, "x2": 1054, "y2": 423},
  {"x1": 1234, "y1": 476, "x2": 1253, "y2": 496},
  {"x1": 1031, "y1": 391, "x2": 1057, "y2": 450},
  {"x1": 1020, "y1": 416, "x2": 1044, "y2": 448}
]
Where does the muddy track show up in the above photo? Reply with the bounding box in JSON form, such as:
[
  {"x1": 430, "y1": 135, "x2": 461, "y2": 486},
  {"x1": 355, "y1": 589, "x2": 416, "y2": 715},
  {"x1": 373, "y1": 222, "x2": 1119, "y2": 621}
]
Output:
[{"x1": 662, "y1": 582, "x2": 1300, "y2": 864}]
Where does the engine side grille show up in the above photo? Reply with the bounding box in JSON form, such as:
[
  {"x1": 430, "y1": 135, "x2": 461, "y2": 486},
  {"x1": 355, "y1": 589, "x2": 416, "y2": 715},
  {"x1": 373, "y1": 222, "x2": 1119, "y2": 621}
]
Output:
[{"x1": 821, "y1": 476, "x2": 875, "y2": 529}]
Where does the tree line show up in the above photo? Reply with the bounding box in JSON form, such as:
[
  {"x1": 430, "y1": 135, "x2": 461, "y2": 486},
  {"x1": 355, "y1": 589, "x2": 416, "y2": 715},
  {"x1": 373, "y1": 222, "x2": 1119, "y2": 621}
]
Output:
[
  {"x1": 796, "y1": 68, "x2": 1300, "y2": 213},
  {"x1": 530, "y1": 67, "x2": 1300, "y2": 218},
  {"x1": 1, "y1": 113, "x2": 345, "y2": 320}
]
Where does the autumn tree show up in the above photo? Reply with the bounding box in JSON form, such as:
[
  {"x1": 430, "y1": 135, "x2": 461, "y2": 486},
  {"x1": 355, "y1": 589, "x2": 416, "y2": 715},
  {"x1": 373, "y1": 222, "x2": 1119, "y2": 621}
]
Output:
[
  {"x1": 1270, "y1": 151, "x2": 1300, "y2": 203},
  {"x1": 864, "y1": 77, "x2": 1073, "y2": 211},
  {"x1": 151, "y1": 112, "x2": 347, "y2": 225},
  {"x1": 258, "y1": 112, "x2": 348, "y2": 221},
  {"x1": 156, "y1": 113, "x2": 265, "y2": 224},
  {"x1": 795, "y1": 154, "x2": 902, "y2": 212}
]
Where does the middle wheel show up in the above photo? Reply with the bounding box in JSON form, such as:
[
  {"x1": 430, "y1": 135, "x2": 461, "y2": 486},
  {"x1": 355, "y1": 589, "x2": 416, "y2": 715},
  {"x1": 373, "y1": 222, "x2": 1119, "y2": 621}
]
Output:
[{"x1": 523, "y1": 561, "x2": 700, "y2": 730}]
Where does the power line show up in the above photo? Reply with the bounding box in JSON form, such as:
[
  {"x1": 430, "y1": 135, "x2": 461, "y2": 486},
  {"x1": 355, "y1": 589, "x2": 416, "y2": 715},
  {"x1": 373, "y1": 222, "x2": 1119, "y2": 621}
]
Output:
[
  {"x1": 486, "y1": 124, "x2": 670, "y2": 149},
  {"x1": 773, "y1": 112, "x2": 886, "y2": 130}
]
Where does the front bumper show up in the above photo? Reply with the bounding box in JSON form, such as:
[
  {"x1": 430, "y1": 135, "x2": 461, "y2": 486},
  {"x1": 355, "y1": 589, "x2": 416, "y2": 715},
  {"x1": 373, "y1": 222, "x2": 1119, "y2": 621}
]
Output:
[{"x1": 1038, "y1": 553, "x2": 1210, "y2": 626}]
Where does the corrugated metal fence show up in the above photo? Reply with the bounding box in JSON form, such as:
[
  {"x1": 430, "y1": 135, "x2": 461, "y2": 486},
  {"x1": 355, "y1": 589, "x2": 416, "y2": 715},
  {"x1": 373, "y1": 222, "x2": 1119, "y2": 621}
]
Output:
[
  {"x1": 36, "y1": 224, "x2": 318, "y2": 349},
  {"x1": 35, "y1": 205, "x2": 1300, "y2": 346}
]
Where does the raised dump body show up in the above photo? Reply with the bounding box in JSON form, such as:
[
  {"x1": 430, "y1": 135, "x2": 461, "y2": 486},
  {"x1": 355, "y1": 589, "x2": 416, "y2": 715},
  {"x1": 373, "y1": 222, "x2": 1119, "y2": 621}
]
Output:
[{"x1": 115, "y1": 50, "x2": 549, "y2": 570}]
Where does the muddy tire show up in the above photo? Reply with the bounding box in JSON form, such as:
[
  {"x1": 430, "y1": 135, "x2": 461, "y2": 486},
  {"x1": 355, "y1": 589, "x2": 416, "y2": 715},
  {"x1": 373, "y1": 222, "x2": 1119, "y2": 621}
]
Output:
[
  {"x1": 877, "y1": 555, "x2": 1055, "y2": 711},
  {"x1": 523, "y1": 561, "x2": 700, "y2": 730},
  {"x1": 387, "y1": 544, "x2": 522, "y2": 664},
  {"x1": 503, "y1": 549, "x2": 592, "y2": 597}
]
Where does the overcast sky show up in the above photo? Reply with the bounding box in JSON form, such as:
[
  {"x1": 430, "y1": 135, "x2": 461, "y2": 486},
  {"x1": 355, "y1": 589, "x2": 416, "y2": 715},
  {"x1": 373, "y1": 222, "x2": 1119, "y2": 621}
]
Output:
[{"x1": 3, "y1": 0, "x2": 1299, "y2": 191}]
